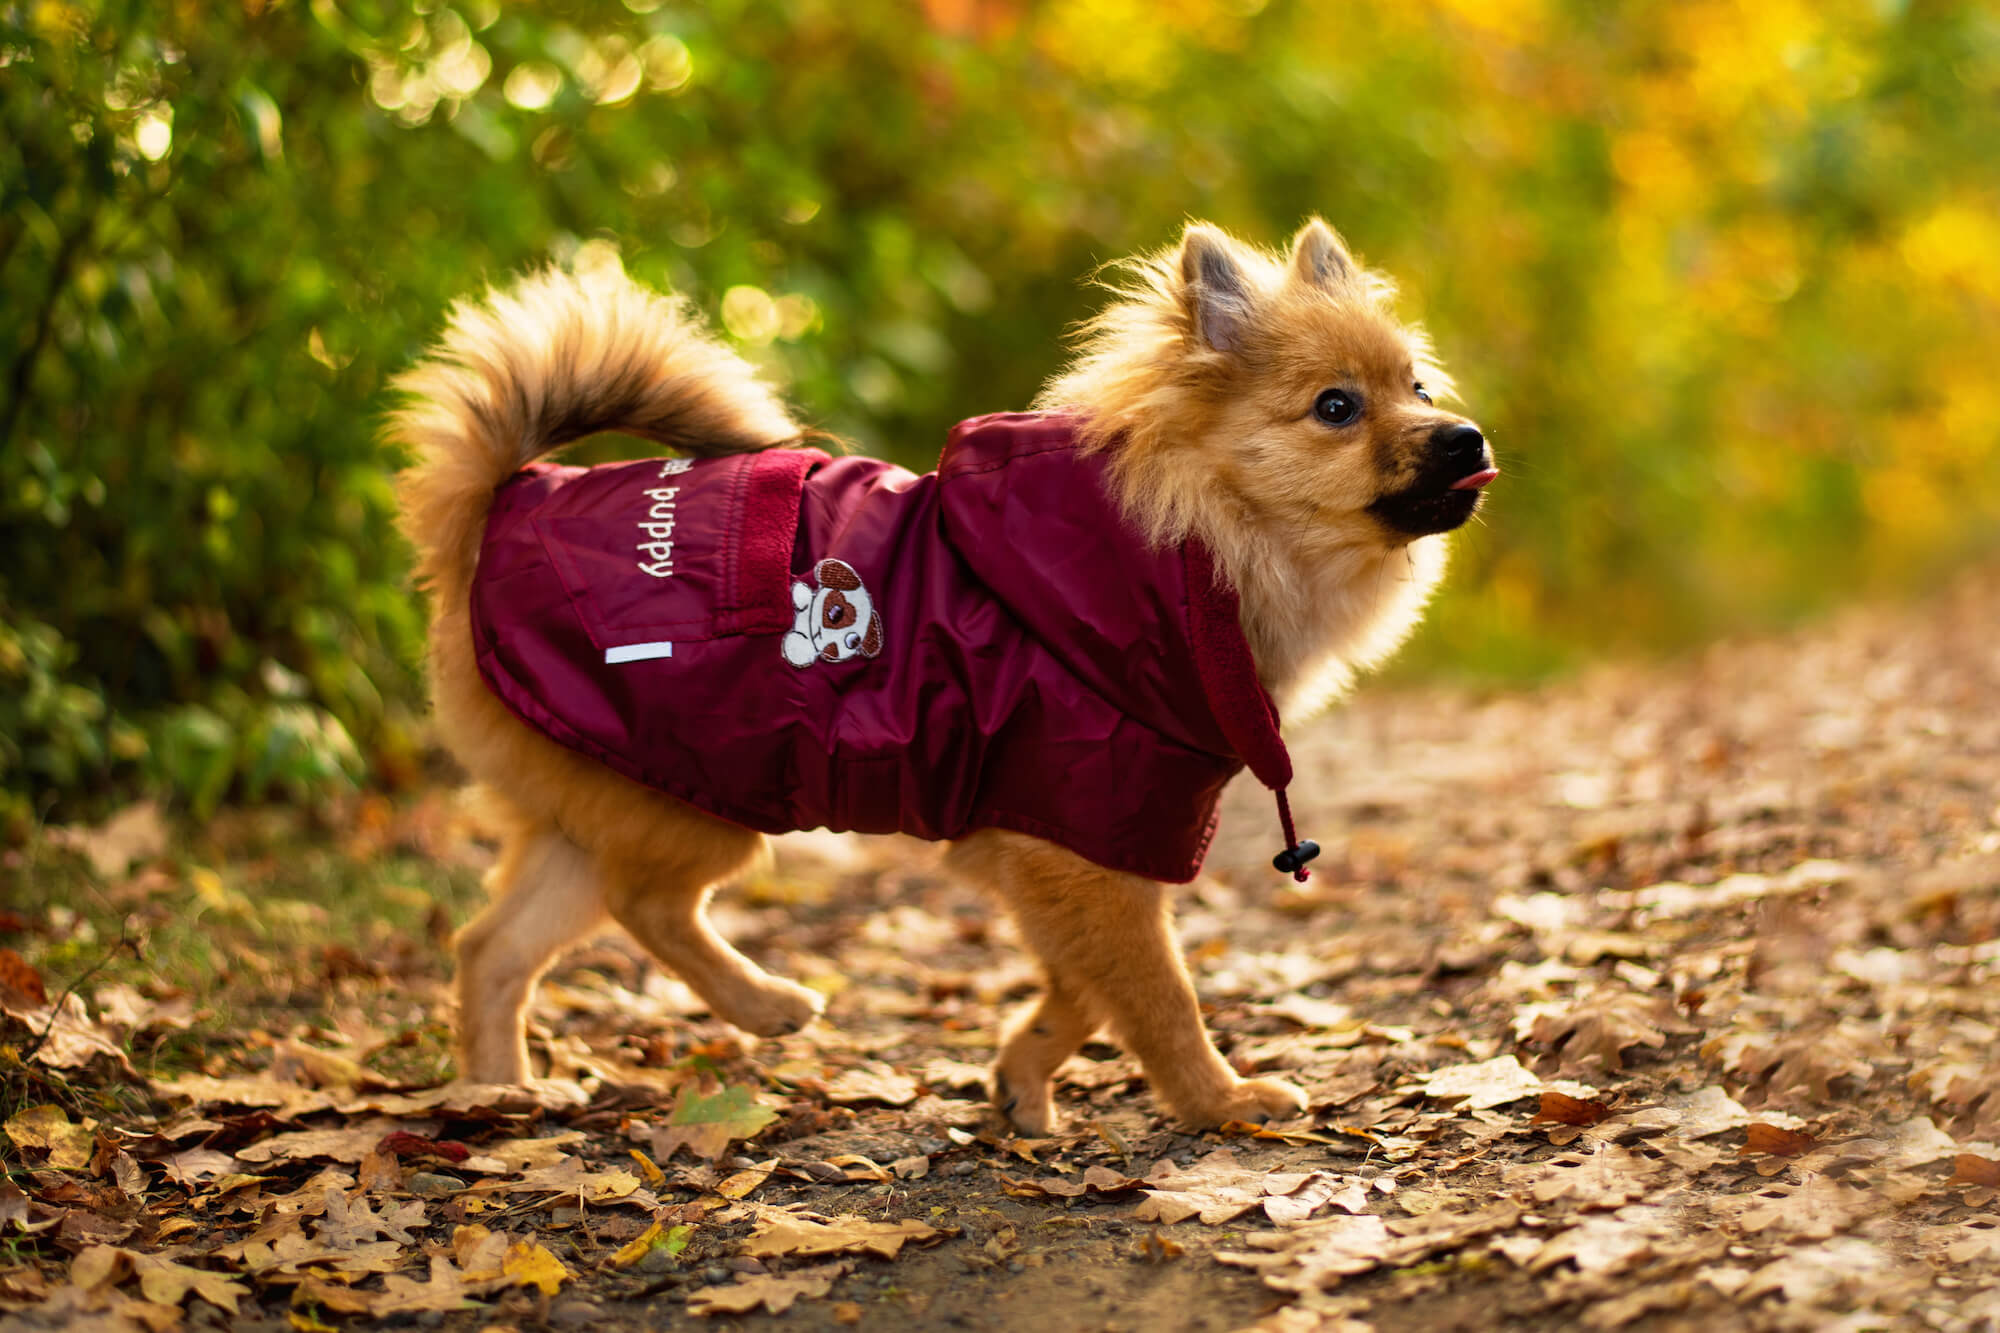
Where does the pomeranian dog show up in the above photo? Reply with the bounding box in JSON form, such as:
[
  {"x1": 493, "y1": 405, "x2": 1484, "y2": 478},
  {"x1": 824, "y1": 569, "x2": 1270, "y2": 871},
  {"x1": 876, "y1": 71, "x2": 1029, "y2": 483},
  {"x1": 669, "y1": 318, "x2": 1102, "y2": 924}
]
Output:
[{"x1": 392, "y1": 220, "x2": 1494, "y2": 1132}]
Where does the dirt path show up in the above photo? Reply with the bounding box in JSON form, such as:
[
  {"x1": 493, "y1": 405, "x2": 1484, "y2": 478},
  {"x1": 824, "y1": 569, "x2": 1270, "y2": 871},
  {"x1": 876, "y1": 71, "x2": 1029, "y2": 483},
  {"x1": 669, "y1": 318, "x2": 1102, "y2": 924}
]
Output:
[{"x1": 4, "y1": 573, "x2": 1998, "y2": 1332}]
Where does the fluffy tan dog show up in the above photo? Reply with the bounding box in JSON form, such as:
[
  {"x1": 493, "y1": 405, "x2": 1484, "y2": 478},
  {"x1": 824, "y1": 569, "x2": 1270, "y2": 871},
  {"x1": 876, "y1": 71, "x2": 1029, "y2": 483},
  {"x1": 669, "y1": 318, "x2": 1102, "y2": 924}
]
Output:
[{"x1": 392, "y1": 220, "x2": 1491, "y2": 1132}]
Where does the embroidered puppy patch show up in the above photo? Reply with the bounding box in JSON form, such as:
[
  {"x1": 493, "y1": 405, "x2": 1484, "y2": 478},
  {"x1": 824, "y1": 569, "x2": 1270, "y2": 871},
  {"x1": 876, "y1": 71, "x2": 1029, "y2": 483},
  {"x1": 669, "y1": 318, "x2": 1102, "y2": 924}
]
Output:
[{"x1": 783, "y1": 558, "x2": 884, "y2": 668}]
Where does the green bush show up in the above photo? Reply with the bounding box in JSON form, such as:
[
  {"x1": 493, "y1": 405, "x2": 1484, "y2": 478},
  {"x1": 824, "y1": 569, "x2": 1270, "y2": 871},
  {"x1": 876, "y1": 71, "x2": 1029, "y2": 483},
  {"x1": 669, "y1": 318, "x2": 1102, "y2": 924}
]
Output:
[{"x1": 3, "y1": 0, "x2": 1997, "y2": 825}]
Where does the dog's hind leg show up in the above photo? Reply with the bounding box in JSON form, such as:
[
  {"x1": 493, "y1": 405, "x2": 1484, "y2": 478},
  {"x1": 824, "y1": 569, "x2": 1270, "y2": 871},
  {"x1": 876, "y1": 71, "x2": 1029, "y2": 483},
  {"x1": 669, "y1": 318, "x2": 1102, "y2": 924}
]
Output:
[
  {"x1": 598, "y1": 816, "x2": 824, "y2": 1038},
  {"x1": 991, "y1": 983, "x2": 1102, "y2": 1136},
  {"x1": 455, "y1": 818, "x2": 608, "y2": 1083},
  {"x1": 952, "y1": 829, "x2": 1306, "y2": 1131}
]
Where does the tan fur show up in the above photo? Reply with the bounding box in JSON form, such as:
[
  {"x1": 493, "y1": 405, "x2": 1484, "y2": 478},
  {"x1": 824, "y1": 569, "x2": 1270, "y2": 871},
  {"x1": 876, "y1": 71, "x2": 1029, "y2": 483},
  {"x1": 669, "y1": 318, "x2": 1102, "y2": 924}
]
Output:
[
  {"x1": 393, "y1": 227, "x2": 1484, "y2": 1130},
  {"x1": 1037, "y1": 219, "x2": 1472, "y2": 717}
]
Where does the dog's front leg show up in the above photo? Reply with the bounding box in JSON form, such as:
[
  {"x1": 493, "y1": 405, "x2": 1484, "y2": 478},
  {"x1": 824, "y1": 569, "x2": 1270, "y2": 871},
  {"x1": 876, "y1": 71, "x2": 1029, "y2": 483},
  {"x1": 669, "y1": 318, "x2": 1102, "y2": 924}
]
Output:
[{"x1": 951, "y1": 830, "x2": 1306, "y2": 1131}]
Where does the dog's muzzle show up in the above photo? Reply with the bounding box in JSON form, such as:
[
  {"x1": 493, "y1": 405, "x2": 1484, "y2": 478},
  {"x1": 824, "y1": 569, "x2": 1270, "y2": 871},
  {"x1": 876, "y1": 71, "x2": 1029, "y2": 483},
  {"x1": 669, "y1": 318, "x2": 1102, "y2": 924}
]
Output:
[{"x1": 1368, "y1": 423, "x2": 1497, "y2": 537}]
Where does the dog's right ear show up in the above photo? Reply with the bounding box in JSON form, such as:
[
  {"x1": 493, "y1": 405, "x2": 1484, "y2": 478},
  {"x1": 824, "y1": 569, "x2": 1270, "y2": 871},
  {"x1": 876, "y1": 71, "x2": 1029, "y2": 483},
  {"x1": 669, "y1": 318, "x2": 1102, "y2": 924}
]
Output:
[
  {"x1": 1289, "y1": 218, "x2": 1354, "y2": 291},
  {"x1": 1178, "y1": 224, "x2": 1253, "y2": 355}
]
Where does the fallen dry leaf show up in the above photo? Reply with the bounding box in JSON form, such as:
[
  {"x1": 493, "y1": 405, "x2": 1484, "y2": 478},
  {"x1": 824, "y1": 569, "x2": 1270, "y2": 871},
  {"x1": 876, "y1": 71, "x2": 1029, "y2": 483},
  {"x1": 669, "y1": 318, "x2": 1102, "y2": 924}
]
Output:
[
  {"x1": 1505, "y1": 1145, "x2": 1664, "y2": 1209},
  {"x1": 687, "y1": 1261, "x2": 850, "y2": 1316},
  {"x1": 1002, "y1": 1165, "x2": 1143, "y2": 1200},
  {"x1": 1949, "y1": 1154, "x2": 2000, "y2": 1189},
  {"x1": 649, "y1": 1083, "x2": 778, "y2": 1161},
  {"x1": 1530, "y1": 1091, "x2": 1612, "y2": 1128},
  {"x1": 501, "y1": 1238, "x2": 571, "y2": 1295},
  {"x1": 47, "y1": 801, "x2": 168, "y2": 879},
  {"x1": 1133, "y1": 1150, "x2": 1338, "y2": 1226},
  {"x1": 0, "y1": 947, "x2": 46, "y2": 1006},
  {"x1": 3, "y1": 992, "x2": 135, "y2": 1074},
  {"x1": 4, "y1": 1104, "x2": 98, "y2": 1172},
  {"x1": 742, "y1": 1209, "x2": 943, "y2": 1260},
  {"x1": 314, "y1": 1188, "x2": 425, "y2": 1248},
  {"x1": 820, "y1": 1062, "x2": 920, "y2": 1107},
  {"x1": 1413, "y1": 1055, "x2": 1545, "y2": 1111},
  {"x1": 1740, "y1": 1123, "x2": 1819, "y2": 1158}
]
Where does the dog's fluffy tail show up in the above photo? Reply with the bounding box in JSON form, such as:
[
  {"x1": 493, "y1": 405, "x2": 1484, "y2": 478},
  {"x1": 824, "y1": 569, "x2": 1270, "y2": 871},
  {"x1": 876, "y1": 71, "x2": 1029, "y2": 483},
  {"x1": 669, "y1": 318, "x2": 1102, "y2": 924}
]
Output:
[{"x1": 390, "y1": 265, "x2": 801, "y2": 603}]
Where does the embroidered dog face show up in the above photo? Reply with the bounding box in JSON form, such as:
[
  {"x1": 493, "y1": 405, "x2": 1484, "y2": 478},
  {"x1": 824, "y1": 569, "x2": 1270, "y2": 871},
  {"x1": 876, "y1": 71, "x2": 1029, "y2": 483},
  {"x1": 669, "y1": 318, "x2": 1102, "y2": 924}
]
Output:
[{"x1": 782, "y1": 558, "x2": 884, "y2": 668}]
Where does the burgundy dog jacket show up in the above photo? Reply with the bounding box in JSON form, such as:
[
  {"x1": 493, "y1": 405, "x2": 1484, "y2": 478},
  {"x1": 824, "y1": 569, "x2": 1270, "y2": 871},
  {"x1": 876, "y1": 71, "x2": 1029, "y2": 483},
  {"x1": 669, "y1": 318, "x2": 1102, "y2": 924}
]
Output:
[{"x1": 470, "y1": 411, "x2": 1307, "y2": 883}]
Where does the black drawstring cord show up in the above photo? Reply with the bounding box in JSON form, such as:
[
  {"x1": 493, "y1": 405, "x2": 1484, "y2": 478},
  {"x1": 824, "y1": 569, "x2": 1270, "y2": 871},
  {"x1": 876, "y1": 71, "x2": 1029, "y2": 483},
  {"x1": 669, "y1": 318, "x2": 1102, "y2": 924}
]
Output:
[{"x1": 1271, "y1": 789, "x2": 1319, "y2": 882}]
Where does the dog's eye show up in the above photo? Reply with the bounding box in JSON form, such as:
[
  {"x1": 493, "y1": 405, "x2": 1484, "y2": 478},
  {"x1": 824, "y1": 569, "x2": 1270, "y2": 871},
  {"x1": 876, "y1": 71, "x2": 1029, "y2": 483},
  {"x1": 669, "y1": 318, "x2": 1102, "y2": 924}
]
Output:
[
  {"x1": 1414, "y1": 383, "x2": 1433, "y2": 405},
  {"x1": 1312, "y1": 388, "x2": 1361, "y2": 426}
]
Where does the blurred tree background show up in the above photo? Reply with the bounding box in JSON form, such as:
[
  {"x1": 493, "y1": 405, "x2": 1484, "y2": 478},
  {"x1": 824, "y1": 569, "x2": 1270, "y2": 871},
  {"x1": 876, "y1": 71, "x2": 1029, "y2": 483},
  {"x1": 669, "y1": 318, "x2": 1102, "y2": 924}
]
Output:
[{"x1": 3, "y1": 0, "x2": 1998, "y2": 828}]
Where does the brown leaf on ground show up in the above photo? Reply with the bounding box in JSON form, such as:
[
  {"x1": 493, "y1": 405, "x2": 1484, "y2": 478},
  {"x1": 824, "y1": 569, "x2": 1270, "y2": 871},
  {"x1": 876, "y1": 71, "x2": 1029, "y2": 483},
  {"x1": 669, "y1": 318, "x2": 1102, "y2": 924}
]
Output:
[
  {"x1": 67, "y1": 1244, "x2": 249, "y2": 1317},
  {"x1": 482, "y1": 1156, "x2": 644, "y2": 1204},
  {"x1": 741, "y1": 1209, "x2": 944, "y2": 1260},
  {"x1": 47, "y1": 802, "x2": 168, "y2": 880},
  {"x1": 687, "y1": 1261, "x2": 850, "y2": 1316},
  {"x1": 1949, "y1": 1154, "x2": 2000, "y2": 1188},
  {"x1": 1740, "y1": 1123, "x2": 1819, "y2": 1158},
  {"x1": 1002, "y1": 1165, "x2": 1143, "y2": 1200},
  {"x1": 297, "y1": 1255, "x2": 480, "y2": 1317},
  {"x1": 1521, "y1": 1204, "x2": 1679, "y2": 1277},
  {"x1": 0, "y1": 1183, "x2": 63, "y2": 1236},
  {"x1": 1531, "y1": 1091, "x2": 1612, "y2": 1127},
  {"x1": 1716, "y1": 1177, "x2": 1878, "y2": 1240},
  {"x1": 1216, "y1": 1215, "x2": 1395, "y2": 1292},
  {"x1": 314, "y1": 1188, "x2": 425, "y2": 1247},
  {"x1": 1133, "y1": 1150, "x2": 1342, "y2": 1226},
  {"x1": 2, "y1": 992, "x2": 135, "y2": 1075},
  {"x1": 4, "y1": 1105, "x2": 98, "y2": 1172},
  {"x1": 91, "y1": 984, "x2": 193, "y2": 1035},
  {"x1": 1516, "y1": 991, "x2": 1673, "y2": 1075},
  {"x1": 1412, "y1": 1055, "x2": 1546, "y2": 1110},
  {"x1": 1706, "y1": 1028, "x2": 1877, "y2": 1106},
  {"x1": 235, "y1": 1117, "x2": 452, "y2": 1166},
  {"x1": 1505, "y1": 1146, "x2": 1664, "y2": 1209},
  {"x1": 375, "y1": 1130, "x2": 469, "y2": 1163},
  {"x1": 820, "y1": 1062, "x2": 921, "y2": 1106},
  {"x1": 0, "y1": 948, "x2": 46, "y2": 1006},
  {"x1": 1921, "y1": 1216, "x2": 2000, "y2": 1265}
]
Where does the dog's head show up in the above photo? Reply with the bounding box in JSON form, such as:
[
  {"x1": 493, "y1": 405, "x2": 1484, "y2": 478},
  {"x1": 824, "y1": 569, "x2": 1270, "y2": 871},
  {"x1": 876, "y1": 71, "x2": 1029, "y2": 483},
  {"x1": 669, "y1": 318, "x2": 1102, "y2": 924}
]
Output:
[{"x1": 1046, "y1": 219, "x2": 1494, "y2": 554}]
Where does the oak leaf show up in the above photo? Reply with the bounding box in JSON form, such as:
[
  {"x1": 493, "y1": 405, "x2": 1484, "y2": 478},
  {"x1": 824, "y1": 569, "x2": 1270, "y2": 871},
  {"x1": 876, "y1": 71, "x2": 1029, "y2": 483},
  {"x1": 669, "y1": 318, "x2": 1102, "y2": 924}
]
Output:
[
  {"x1": 648, "y1": 1083, "x2": 777, "y2": 1161},
  {"x1": 3, "y1": 1105, "x2": 97, "y2": 1171}
]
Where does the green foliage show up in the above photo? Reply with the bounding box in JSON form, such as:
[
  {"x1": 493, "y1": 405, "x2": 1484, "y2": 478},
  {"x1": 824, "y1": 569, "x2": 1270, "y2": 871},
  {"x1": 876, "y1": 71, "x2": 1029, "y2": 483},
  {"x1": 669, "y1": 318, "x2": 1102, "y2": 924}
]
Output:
[{"x1": 3, "y1": 0, "x2": 1998, "y2": 819}]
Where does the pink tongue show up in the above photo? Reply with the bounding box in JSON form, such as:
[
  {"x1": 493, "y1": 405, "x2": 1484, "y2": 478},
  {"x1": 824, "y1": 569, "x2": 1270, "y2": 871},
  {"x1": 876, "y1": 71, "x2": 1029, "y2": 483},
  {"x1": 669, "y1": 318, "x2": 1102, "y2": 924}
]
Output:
[{"x1": 1450, "y1": 467, "x2": 1499, "y2": 492}]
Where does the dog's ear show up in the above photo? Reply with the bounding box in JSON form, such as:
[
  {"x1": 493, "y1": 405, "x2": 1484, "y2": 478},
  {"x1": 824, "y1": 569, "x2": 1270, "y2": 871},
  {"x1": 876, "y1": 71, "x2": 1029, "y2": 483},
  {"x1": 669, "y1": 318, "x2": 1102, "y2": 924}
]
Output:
[
  {"x1": 860, "y1": 611, "x2": 883, "y2": 658},
  {"x1": 816, "y1": 558, "x2": 861, "y2": 591},
  {"x1": 1289, "y1": 218, "x2": 1353, "y2": 291},
  {"x1": 1178, "y1": 224, "x2": 1253, "y2": 354}
]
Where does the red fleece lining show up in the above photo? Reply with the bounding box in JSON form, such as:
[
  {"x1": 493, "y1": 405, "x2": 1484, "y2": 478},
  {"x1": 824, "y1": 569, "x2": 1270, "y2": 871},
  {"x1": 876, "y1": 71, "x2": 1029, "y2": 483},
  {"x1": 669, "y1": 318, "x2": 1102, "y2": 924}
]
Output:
[{"x1": 735, "y1": 448, "x2": 830, "y2": 633}]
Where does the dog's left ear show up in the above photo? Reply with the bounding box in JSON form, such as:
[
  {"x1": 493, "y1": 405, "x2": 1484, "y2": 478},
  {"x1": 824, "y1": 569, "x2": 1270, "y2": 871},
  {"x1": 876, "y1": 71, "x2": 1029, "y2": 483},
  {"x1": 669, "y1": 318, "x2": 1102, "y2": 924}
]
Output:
[
  {"x1": 1179, "y1": 224, "x2": 1254, "y2": 354},
  {"x1": 860, "y1": 612, "x2": 883, "y2": 658},
  {"x1": 816, "y1": 558, "x2": 862, "y2": 591},
  {"x1": 1289, "y1": 218, "x2": 1353, "y2": 291}
]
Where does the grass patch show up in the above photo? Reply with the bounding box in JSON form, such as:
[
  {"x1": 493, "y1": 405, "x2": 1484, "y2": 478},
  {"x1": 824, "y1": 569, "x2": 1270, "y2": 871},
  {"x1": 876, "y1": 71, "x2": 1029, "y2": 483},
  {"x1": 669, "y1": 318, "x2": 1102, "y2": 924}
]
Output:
[{"x1": 1, "y1": 800, "x2": 488, "y2": 1087}]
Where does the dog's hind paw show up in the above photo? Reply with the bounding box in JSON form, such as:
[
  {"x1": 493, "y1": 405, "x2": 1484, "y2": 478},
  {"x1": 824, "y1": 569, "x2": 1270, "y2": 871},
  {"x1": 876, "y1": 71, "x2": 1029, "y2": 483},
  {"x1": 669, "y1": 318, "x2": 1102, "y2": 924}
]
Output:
[
  {"x1": 990, "y1": 1067, "x2": 1058, "y2": 1137},
  {"x1": 1177, "y1": 1076, "x2": 1308, "y2": 1129}
]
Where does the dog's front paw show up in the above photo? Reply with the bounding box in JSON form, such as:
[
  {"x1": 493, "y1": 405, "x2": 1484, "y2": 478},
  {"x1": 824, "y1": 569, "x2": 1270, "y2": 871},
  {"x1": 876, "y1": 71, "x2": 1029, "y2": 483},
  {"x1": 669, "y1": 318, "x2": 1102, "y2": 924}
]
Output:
[
  {"x1": 722, "y1": 977, "x2": 825, "y2": 1038},
  {"x1": 1177, "y1": 1076, "x2": 1308, "y2": 1129}
]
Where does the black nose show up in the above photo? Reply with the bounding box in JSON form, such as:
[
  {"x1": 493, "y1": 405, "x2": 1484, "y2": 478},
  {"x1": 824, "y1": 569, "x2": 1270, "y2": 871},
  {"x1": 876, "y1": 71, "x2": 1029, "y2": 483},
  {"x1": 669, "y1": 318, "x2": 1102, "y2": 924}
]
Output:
[{"x1": 1431, "y1": 423, "x2": 1486, "y2": 464}]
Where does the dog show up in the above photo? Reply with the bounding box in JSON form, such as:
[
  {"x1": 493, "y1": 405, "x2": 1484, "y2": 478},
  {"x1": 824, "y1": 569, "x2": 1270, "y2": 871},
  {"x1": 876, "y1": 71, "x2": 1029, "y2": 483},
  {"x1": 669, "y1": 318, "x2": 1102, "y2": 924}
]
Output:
[{"x1": 391, "y1": 219, "x2": 1494, "y2": 1132}]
